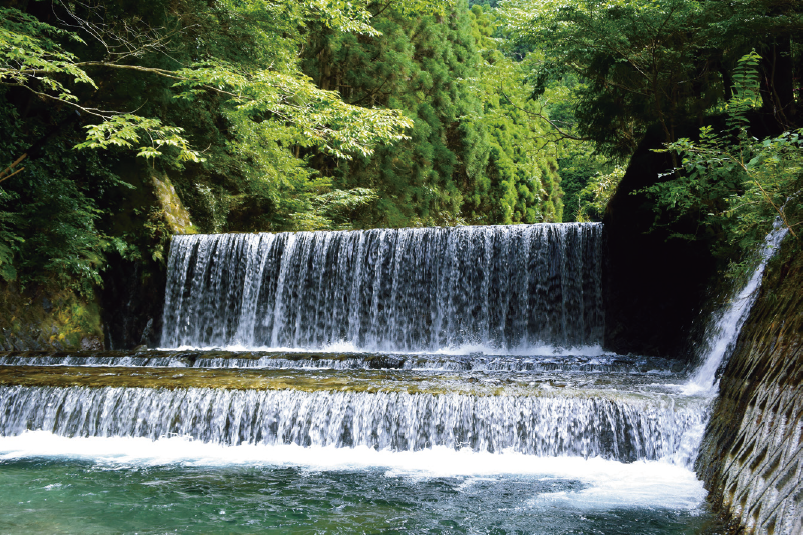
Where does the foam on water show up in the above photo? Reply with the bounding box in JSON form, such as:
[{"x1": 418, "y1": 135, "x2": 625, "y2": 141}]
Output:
[
  {"x1": 0, "y1": 350, "x2": 682, "y2": 376},
  {"x1": 5, "y1": 219, "x2": 792, "y2": 532},
  {"x1": 0, "y1": 385, "x2": 705, "y2": 462},
  {"x1": 160, "y1": 341, "x2": 611, "y2": 357},
  {"x1": 0, "y1": 431, "x2": 706, "y2": 511}
]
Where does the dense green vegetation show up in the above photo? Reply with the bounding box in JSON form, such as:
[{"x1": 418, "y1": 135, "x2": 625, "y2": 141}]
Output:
[
  {"x1": 508, "y1": 0, "x2": 802, "y2": 256},
  {"x1": 0, "y1": 1, "x2": 568, "y2": 293},
  {"x1": 301, "y1": 3, "x2": 565, "y2": 227},
  {"x1": 0, "y1": 0, "x2": 419, "y2": 294},
  {"x1": 0, "y1": 0, "x2": 801, "y2": 345},
  {"x1": 645, "y1": 50, "x2": 803, "y2": 266}
]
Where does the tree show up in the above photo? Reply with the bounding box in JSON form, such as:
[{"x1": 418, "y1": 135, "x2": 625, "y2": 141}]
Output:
[
  {"x1": 504, "y1": 0, "x2": 803, "y2": 158},
  {"x1": 0, "y1": 0, "x2": 422, "y2": 289},
  {"x1": 301, "y1": 1, "x2": 565, "y2": 227},
  {"x1": 466, "y1": 4, "x2": 563, "y2": 223},
  {"x1": 0, "y1": 3, "x2": 414, "y2": 163},
  {"x1": 642, "y1": 52, "x2": 802, "y2": 264}
]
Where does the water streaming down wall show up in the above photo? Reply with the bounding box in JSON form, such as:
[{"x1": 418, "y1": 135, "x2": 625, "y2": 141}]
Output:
[
  {"x1": 0, "y1": 385, "x2": 704, "y2": 463},
  {"x1": 692, "y1": 223, "x2": 801, "y2": 534},
  {"x1": 684, "y1": 222, "x2": 789, "y2": 395},
  {"x1": 160, "y1": 224, "x2": 604, "y2": 351}
]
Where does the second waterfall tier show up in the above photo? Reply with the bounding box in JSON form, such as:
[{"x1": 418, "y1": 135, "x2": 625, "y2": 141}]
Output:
[{"x1": 161, "y1": 223, "x2": 604, "y2": 351}]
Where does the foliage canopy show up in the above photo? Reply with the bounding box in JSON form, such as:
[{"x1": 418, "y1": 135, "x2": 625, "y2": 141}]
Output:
[{"x1": 2, "y1": 0, "x2": 800, "y2": 309}]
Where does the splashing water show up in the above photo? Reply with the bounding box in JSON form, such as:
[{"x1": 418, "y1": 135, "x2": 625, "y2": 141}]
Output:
[
  {"x1": 3, "y1": 219, "x2": 770, "y2": 532},
  {"x1": 0, "y1": 383, "x2": 707, "y2": 463},
  {"x1": 0, "y1": 433, "x2": 714, "y2": 534}
]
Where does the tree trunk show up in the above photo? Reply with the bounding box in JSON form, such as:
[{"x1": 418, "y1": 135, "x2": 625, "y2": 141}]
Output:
[{"x1": 760, "y1": 36, "x2": 796, "y2": 127}]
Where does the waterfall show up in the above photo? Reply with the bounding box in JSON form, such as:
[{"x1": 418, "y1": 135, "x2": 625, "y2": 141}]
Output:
[
  {"x1": 0, "y1": 221, "x2": 717, "y2": 476},
  {"x1": 3, "y1": 216, "x2": 786, "y2": 530},
  {"x1": 0, "y1": 385, "x2": 705, "y2": 463},
  {"x1": 0, "y1": 351, "x2": 680, "y2": 373},
  {"x1": 684, "y1": 222, "x2": 789, "y2": 395},
  {"x1": 161, "y1": 224, "x2": 604, "y2": 352}
]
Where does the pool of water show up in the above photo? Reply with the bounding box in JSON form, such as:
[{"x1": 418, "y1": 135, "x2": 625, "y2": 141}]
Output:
[
  {"x1": 0, "y1": 436, "x2": 721, "y2": 534},
  {"x1": 0, "y1": 350, "x2": 723, "y2": 533}
]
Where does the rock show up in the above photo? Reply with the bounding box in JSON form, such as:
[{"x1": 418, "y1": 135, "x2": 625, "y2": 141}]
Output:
[
  {"x1": 151, "y1": 172, "x2": 194, "y2": 234},
  {"x1": 100, "y1": 257, "x2": 166, "y2": 350},
  {"x1": 603, "y1": 123, "x2": 718, "y2": 358},
  {"x1": 80, "y1": 336, "x2": 104, "y2": 351},
  {"x1": 139, "y1": 318, "x2": 154, "y2": 346},
  {"x1": 11, "y1": 335, "x2": 25, "y2": 351}
]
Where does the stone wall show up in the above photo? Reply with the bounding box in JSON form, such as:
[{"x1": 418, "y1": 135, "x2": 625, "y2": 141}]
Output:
[{"x1": 696, "y1": 241, "x2": 803, "y2": 534}]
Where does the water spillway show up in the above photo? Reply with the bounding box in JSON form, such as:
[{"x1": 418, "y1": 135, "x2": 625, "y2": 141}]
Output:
[
  {"x1": 161, "y1": 224, "x2": 604, "y2": 351},
  {"x1": 0, "y1": 382, "x2": 704, "y2": 462},
  {"x1": 9, "y1": 221, "x2": 785, "y2": 533},
  {"x1": 0, "y1": 223, "x2": 705, "y2": 469},
  {"x1": 0, "y1": 351, "x2": 707, "y2": 468},
  {"x1": 0, "y1": 349, "x2": 685, "y2": 373}
]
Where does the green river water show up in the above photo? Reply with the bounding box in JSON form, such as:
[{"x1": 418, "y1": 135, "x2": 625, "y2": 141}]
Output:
[
  {"x1": 0, "y1": 454, "x2": 718, "y2": 534},
  {"x1": 0, "y1": 350, "x2": 723, "y2": 534}
]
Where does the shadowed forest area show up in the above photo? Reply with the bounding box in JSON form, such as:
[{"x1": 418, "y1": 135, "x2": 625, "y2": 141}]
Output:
[{"x1": 0, "y1": 0, "x2": 801, "y2": 348}]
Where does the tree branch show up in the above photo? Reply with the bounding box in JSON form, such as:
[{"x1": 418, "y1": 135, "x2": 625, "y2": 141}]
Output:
[{"x1": 500, "y1": 89, "x2": 590, "y2": 142}]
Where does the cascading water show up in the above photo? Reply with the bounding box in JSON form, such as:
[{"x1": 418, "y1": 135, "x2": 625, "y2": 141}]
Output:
[
  {"x1": 3, "y1": 221, "x2": 786, "y2": 533},
  {"x1": 160, "y1": 224, "x2": 604, "y2": 351},
  {"x1": 0, "y1": 223, "x2": 711, "y2": 469},
  {"x1": 0, "y1": 350, "x2": 685, "y2": 373},
  {"x1": 684, "y1": 221, "x2": 789, "y2": 395},
  {"x1": 0, "y1": 385, "x2": 703, "y2": 461}
]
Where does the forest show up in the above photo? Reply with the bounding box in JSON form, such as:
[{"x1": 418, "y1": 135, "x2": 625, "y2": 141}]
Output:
[{"x1": 0, "y1": 0, "x2": 801, "y2": 346}]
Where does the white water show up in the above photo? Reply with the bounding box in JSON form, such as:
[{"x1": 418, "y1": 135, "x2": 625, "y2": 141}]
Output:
[
  {"x1": 0, "y1": 431, "x2": 706, "y2": 511},
  {"x1": 0, "y1": 221, "x2": 788, "y2": 525},
  {"x1": 0, "y1": 351, "x2": 674, "y2": 375},
  {"x1": 161, "y1": 224, "x2": 604, "y2": 351},
  {"x1": 0, "y1": 385, "x2": 707, "y2": 462},
  {"x1": 160, "y1": 341, "x2": 610, "y2": 356},
  {"x1": 683, "y1": 222, "x2": 788, "y2": 395}
]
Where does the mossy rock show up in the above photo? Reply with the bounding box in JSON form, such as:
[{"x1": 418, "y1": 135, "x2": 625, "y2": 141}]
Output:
[
  {"x1": 150, "y1": 172, "x2": 197, "y2": 235},
  {"x1": 0, "y1": 283, "x2": 104, "y2": 351}
]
